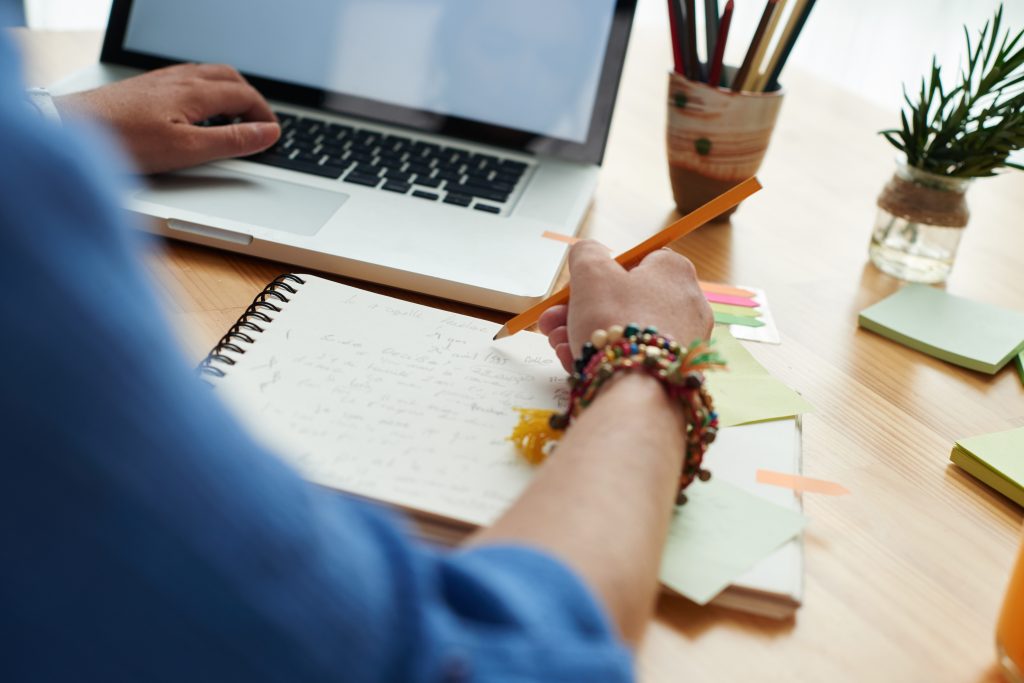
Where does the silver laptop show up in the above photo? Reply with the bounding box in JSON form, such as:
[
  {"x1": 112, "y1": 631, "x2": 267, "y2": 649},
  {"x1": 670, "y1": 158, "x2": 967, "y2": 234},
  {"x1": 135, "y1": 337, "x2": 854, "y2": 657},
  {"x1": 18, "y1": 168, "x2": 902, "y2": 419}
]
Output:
[{"x1": 53, "y1": 0, "x2": 636, "y2": 312}]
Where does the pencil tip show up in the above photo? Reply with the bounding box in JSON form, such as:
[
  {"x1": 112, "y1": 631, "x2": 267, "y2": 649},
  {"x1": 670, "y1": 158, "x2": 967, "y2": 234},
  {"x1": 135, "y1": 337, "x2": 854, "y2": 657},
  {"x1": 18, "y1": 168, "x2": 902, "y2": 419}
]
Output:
[{"x1": 493, "y1": 326, "x2": 511, "y2": 341}]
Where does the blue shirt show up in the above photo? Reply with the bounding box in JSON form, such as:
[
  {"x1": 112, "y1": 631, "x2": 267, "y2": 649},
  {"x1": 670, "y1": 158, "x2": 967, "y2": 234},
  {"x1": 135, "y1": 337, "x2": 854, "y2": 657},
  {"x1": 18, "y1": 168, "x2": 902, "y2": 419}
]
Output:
[{"x1": 0, "y1": 25, "x2": 632, "y2": 683}]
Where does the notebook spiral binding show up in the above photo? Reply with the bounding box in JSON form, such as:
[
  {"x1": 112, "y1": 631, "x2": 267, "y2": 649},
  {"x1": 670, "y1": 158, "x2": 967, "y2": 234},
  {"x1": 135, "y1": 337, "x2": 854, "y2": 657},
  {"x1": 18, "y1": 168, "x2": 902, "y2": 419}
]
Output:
[{"x1": 197, "y1": 274, "x2": 307, "y2": 380}]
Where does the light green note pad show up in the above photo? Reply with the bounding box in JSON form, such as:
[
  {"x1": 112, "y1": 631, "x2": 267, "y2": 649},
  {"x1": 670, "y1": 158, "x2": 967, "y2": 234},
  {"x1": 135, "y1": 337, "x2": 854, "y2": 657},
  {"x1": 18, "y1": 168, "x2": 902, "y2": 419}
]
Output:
[
  {"x1": 951, "y1": 427, "x2": 1024, "y2": 507},
  {"x1": 858, "y1": 285, "x2": 1024, "y2": 374},
  {"x1": 660, "y1": 478, "x2": 806, "y2": 604},
  {"x1": 706, "y1": 329, "x2": 814, "y2": 427}
]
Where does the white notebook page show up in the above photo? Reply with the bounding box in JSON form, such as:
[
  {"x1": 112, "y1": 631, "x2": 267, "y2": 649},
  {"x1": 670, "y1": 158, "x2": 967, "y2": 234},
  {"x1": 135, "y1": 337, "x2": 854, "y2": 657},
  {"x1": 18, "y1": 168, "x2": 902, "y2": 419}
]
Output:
[{"x1": 212, "y1": 275, "x2": 566, "y2": 526}]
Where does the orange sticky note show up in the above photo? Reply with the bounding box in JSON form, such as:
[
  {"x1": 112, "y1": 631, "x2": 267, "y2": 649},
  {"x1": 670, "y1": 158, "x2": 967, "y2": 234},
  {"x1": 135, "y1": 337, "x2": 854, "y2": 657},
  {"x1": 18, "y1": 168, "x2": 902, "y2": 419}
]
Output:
[
  {"x1": 541, "y1": 231, "x2": 581, "y2": 245},
  {"x1": 756, "y1": 470, "x2": 851, "y2": 496},
  {"x1": 700, "y1": 281, "x2": 757, "y2": 298}
]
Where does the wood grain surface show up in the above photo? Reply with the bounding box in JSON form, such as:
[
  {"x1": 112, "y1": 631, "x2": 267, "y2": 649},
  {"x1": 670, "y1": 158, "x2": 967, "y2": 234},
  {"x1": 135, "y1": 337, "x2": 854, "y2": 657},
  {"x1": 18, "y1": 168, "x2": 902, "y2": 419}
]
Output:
[{"x1": 13, "y1": 17, "x2": 1024, "y2": 683}]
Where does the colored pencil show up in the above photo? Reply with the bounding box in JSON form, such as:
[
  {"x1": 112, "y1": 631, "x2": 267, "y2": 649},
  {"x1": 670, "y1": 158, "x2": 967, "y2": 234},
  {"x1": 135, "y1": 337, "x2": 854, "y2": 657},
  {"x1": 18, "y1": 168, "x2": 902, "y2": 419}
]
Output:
[
  {"x1": 669, "y1": 0, "x2": 689, "y2": 77},
  {"x1": 765, "y1": 0, "x2": 817, "y2": 90},
  {"x1": 732, "y1": 0, "x2": 778, "y2": 92},
  {"x1": 751, "y1": 0, "x2": 807, "y2": 91},
  {"x1": 492, "y1": 178, "x2": 763, "y2": 340},
  {"x1": 704, "y1": 0, "x2": 720, "y2": 74},
  {"x1": 682, "y1": 0, "x2": 703, "y2": 81},
  {"x1": 667, "y1": 0, "x2": 685, "y2": 74},
  {"x1": 707, "y1": 0, "x2": 734, "y2": 87},
  {"x1": 740, "y1": 0, "x2": 788, "y2": 92}
]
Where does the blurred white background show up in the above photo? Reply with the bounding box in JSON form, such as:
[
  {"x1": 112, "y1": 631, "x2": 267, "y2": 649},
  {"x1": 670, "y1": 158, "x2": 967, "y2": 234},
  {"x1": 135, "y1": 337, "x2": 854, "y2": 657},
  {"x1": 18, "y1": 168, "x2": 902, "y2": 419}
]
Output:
[{"x1": 23, "y1": 0, "x2": 1024, "y2": 111}]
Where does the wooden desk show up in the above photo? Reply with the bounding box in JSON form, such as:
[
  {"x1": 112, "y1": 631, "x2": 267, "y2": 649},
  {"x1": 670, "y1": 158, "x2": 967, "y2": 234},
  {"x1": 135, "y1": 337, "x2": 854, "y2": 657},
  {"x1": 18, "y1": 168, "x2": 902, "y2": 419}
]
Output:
[{"x1": 14, "y1": 19, "x2": 1024, "y2": 683}]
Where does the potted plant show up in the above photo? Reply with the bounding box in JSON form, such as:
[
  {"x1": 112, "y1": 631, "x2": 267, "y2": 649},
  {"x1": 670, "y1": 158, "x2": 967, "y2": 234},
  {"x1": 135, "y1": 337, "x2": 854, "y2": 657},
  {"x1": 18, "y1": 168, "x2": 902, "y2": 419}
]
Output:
[{"x1": 870, "y1": 5, "x2": 1024, "y2": 283}]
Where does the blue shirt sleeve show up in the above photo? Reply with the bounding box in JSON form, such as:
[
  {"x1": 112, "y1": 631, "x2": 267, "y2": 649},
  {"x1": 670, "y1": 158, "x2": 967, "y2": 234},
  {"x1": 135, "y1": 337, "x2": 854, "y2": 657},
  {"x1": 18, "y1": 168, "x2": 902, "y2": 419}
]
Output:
[{"x1": 0, "y1": 32, "x2": 632, "y2": 683}]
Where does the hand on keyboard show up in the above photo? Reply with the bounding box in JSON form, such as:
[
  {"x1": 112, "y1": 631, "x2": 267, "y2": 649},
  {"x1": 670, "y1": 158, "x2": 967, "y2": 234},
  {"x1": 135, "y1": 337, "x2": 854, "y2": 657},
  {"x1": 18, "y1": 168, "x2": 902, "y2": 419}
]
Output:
[
  {"x1": 54, "y1": 63, "x2": 281, "y2": 175},
  {"x1": 245, "y1": 112, "x2": 530, "y2": 214}
]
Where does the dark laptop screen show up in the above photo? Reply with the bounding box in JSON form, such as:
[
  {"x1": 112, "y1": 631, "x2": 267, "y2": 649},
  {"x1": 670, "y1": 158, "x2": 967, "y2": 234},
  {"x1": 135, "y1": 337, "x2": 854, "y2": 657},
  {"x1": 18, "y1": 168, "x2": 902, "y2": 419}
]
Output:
[{"x1": 111, "y1": 0, "x2": 629, "y2": 160}]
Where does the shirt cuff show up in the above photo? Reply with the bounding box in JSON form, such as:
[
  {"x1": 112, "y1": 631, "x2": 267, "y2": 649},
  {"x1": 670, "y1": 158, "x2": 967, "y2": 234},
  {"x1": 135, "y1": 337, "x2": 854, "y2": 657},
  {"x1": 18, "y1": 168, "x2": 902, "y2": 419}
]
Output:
[{"x1": 26, "y1": 88, "x2": 62, "y2": 123}]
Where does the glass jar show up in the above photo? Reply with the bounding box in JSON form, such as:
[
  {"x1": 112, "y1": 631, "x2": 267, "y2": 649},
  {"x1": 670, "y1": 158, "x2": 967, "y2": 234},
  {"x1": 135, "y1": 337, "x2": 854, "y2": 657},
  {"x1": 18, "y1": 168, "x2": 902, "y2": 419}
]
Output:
[
  {"x1": 998, "y1": 534, "x2": 1024, "y2": 682},
  {"x1": 868, "y1": 159, "x2": 971, "y2": 283}
]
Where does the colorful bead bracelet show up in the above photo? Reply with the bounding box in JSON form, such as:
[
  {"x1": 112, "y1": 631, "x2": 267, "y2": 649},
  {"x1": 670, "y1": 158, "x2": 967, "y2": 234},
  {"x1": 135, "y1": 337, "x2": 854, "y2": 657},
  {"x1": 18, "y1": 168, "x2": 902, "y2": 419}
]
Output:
[{"x1": 509, "y1": 323, "x2": 725, "y2": 505}]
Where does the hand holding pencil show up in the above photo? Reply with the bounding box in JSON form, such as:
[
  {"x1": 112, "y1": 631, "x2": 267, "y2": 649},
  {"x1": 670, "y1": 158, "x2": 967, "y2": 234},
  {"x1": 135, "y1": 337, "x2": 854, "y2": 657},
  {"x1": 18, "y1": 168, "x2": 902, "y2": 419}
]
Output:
[
  {"x1": 538, "y1": 242, "x2": 714, "y2": 374},
  {"x1": 493, "y1": 177, "x2": 761, "y2": 340}
]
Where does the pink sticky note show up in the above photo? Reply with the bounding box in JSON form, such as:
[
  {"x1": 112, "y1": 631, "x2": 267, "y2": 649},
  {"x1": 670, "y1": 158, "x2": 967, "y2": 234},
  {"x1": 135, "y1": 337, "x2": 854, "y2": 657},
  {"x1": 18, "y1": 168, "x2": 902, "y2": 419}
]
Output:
[{"x1": 704, "y1": 292, "x2": 759, "y2": 308}]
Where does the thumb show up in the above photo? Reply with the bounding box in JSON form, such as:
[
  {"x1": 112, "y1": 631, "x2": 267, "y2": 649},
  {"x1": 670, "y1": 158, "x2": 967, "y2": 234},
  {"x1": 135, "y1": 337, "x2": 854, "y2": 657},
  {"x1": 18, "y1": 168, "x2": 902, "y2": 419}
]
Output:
[{"x1": 189, "y1": 121, "x2": 281, "y2": 162}]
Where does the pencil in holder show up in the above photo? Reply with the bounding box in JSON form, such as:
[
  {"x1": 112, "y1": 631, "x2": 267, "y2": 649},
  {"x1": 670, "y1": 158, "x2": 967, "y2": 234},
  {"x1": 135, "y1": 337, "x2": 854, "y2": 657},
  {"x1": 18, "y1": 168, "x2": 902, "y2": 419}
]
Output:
[{"x1": 666, "y1": 68, "x2": 784, "y2": 219}]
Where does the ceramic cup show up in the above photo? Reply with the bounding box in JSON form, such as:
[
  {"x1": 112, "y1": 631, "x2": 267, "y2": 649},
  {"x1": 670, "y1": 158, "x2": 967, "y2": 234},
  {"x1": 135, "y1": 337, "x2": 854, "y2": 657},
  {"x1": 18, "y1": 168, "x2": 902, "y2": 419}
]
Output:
[{"x1": 666, "y1": 69, "x2": 784, "y2": 219}]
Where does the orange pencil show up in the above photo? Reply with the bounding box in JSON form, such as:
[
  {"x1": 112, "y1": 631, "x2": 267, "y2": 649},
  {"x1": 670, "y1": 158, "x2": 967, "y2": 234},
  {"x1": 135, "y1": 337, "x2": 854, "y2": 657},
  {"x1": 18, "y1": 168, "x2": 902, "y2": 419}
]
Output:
[{"x1": 492, "y1": 177, "x2": 763, "y2": 340}]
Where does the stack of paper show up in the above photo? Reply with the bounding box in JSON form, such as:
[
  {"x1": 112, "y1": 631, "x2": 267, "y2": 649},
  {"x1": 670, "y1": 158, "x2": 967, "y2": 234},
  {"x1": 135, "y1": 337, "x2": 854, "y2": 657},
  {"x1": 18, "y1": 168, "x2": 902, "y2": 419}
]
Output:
[
  {"x1": 858, "y1": 285, "x2": 1024, "y2": 374},
  {"x1": 951, "y1": 427, "x2": 1024, "y2": 507}
]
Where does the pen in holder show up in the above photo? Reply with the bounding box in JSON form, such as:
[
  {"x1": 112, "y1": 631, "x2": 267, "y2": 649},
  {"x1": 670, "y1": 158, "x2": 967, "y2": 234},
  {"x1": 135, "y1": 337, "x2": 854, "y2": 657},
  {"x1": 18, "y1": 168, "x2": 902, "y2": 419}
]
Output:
[{"x1": 667, "y1": 68, "x2": 784, "y2": 219}]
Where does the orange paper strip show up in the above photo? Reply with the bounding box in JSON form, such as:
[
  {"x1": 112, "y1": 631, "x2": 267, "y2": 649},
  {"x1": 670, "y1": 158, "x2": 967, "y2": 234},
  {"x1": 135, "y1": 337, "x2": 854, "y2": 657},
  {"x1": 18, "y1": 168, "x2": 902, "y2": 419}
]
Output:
[
  {"x1": 756, "y1": 470, "x2": 851, "y2": 496},
  {"x1": 700, "y1": 281, "x2": 757, "y2": 298},
  {"x1": 542, "y1": 230, "x2": 581, "y2": 245}
]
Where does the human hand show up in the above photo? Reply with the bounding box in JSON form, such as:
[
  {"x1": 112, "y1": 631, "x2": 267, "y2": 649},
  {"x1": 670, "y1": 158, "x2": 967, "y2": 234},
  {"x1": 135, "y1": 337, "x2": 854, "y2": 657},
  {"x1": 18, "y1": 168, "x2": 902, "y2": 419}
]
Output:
[
  {"x1": 54, "y1": 64, "x2": 280, "y2": 175},
  {"x1": 538, "y1": 241, "x2": 713, "y2": 373}
]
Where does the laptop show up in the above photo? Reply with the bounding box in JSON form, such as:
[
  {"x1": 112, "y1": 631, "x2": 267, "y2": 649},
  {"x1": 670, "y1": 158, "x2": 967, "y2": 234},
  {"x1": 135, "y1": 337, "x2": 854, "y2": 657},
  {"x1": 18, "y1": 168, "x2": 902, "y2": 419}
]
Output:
[{"x1": 52, "y1": 0, "x2": 637, "y2": 312}]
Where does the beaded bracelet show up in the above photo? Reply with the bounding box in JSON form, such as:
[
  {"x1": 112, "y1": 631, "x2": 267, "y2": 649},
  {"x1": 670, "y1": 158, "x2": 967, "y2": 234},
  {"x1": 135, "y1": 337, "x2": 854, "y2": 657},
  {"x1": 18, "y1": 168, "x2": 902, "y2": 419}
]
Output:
[{"x1": 509, "y1": 323, "x2": 725, "y2": 505}]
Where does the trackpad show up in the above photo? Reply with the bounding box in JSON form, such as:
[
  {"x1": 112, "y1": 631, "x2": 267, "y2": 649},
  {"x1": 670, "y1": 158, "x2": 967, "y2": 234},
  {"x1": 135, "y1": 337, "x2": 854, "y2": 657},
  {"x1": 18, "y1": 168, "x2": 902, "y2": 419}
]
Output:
[{"x1": 136, "y1": 167, "x2": 348, "y2": 237}]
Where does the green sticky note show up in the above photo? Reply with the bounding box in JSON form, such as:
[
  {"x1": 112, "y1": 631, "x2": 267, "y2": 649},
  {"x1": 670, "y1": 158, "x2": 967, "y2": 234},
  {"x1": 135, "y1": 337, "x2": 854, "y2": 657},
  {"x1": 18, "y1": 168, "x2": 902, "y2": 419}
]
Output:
[
  {"x1": 710, "y1": 327, "x2": 769, "y2": 376},
  {"x1": 705, "y1": 328, "x2": 813, "y2": 426},
  {"x1": 710, "y1": 302, "x2": 763, "y2": 318},
  {"x1": 714, "y1": 313, "x2": 766, "y2": 328},
  {"x1": 706, "y1": 374, "x2": 816, "y2": 427},
  {"x1": 859, "y1": 285, "x2": 1024, "y2": 374},
  {"x1": 951, "y1": 427, "x2": 1024, "y2": 507},
  {"x1": 1017, "y1": 352, "x2": 1024, "y2": 386},
  {"x1": 660, "y1": 478, "x2": 806, "y2": 605}
]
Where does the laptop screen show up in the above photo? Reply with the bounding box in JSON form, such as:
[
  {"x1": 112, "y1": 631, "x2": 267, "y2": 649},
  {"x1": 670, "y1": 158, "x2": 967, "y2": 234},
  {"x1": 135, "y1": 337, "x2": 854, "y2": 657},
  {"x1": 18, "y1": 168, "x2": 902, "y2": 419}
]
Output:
[{"x1": 113, "y1": 0, "x2": 626, "y2": 156}]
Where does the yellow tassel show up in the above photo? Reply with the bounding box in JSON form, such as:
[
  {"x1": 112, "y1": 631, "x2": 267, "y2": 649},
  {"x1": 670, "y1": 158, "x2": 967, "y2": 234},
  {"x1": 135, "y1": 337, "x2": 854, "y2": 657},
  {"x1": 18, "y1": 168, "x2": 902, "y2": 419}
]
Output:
[{"x1": 508, "y1": 408, "x2": 566, "y2": 465}]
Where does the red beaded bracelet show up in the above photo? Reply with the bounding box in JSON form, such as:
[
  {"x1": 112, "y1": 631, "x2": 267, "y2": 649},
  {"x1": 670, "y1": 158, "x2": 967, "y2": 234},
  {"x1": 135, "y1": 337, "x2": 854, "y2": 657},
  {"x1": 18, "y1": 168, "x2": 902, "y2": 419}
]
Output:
[{"x1": 509, "y1": 323, "x2": 725, "y2": 505}]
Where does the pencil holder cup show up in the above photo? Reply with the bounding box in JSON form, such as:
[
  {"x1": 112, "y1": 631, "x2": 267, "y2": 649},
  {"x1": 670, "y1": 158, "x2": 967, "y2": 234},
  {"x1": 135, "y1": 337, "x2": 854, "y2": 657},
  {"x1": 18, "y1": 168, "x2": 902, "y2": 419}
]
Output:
[{"x1": 666, "y1": 69, "x2": 784, "y2": 219}]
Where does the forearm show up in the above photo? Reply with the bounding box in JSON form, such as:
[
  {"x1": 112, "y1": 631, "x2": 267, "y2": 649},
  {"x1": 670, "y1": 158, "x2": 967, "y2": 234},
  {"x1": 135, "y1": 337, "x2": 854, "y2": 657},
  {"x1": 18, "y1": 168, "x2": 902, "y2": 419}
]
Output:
[{"x1": 469, "y1": 373, "x2": 685, "y2": 645}]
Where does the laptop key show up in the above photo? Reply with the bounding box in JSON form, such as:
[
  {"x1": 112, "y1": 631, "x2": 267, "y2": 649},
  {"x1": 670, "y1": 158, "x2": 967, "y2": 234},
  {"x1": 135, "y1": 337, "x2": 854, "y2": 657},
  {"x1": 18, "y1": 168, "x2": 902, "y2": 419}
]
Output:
[
  {"x1": 352, "y1": 163, "x2": 381, "y2": 176},
  {"x1": 344, "y1": 172, "x2": 382, "y2": 187},
  {"x1": 494, "y1": 171, "x2": 521, "y2": 185},
  {"x1": 406, "y1": 163, "x2": 433, "y2": 176},
  {"x1": 382, "y1": 180, "x2": 412, "y2": 193},
  {"x1": 383, "y1": 169, "x2": 413, "y2": 182},
  {"x1": 413, "y1": 176, "x2": 442, "y2": 189},
  {"x1": 474, "y1": 204, "x2": 501, "y2": 214},
  {"x1": 464, "y1": 178, "x2": 513, "y2": 194},
  {"x1": 443, "y1": 193, "x2": 472, "y2": 207},
  {"x1": 453, "y1": 184, "x2": 509, "y2": 203},
  {"x1": 435, "y1": 169, "x2": 461, "y2": 182},
  {"x1": 498, "y1": 159, "x2": 529, "y2": 174},
  {"x1": 412, "y1": 190, "x2": 440, "y2": 201}
]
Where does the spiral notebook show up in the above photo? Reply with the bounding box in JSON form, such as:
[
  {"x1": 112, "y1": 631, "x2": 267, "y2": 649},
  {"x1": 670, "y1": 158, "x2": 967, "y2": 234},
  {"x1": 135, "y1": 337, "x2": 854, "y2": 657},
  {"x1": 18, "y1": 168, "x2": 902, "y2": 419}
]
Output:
[{"x1": 202, "y1": 274, "x2": 805, "y2": 618}]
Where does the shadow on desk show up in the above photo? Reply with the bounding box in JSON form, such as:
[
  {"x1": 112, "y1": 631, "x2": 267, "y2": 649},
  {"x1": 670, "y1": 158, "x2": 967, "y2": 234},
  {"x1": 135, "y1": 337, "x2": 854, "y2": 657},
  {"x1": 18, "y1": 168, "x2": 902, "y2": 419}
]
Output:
[{"x1": 656, "y1": 597, "x2": 796, "y2": 640}]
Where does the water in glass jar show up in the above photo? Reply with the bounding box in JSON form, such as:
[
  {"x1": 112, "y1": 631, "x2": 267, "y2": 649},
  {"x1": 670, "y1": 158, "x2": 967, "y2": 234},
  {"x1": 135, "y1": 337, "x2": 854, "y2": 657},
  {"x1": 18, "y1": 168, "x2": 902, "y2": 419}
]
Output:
[{"x1": 868, "y1": 206, "x2": 964, "y2": 283}]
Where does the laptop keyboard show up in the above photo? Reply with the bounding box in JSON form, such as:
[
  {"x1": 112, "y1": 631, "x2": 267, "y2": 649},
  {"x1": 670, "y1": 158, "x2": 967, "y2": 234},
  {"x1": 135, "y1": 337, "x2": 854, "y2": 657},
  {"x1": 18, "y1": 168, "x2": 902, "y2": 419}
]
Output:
[{"x1": 242, "y1": 112, "x2": 530, "y2": 213}]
